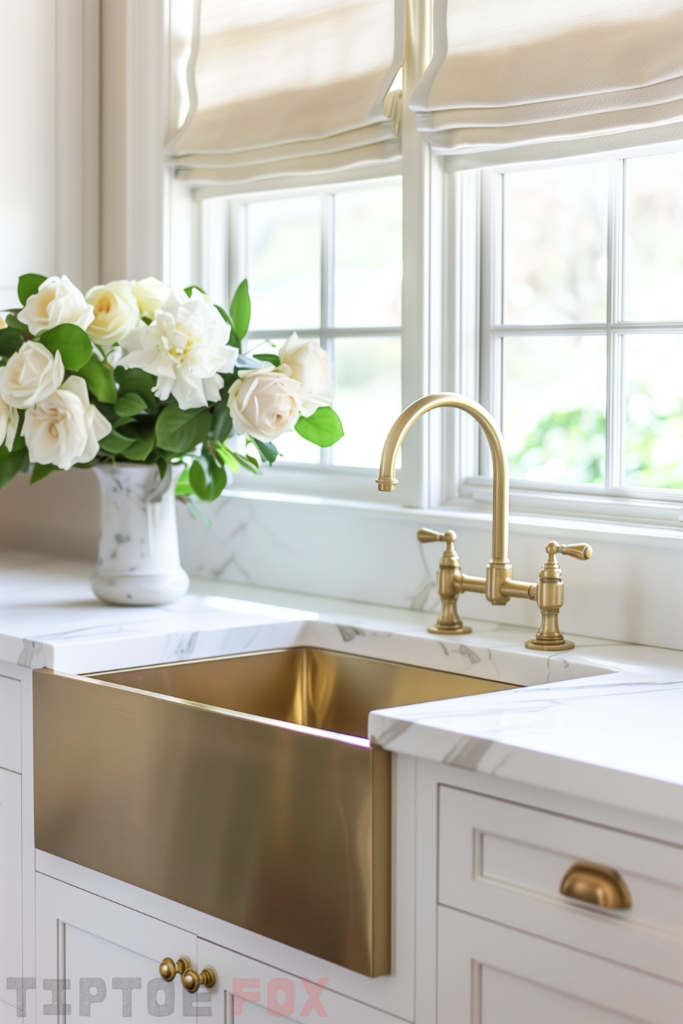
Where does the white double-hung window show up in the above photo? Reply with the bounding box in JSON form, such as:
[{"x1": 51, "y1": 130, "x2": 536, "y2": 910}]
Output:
[
  {"x1": 474, "y1": 146, "x2": 683, "y2": 519},
  {"x1": 168, "y1": 0, "x2": 683, "y2": 524}
]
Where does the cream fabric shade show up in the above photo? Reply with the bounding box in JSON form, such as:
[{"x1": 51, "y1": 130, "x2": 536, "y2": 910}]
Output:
[
  {"x1": 168, "y1": 0, "x2": 404, "y2": 185},
  {"x1": 411, "y1": 0, "x2": 683, "y2": 162}
]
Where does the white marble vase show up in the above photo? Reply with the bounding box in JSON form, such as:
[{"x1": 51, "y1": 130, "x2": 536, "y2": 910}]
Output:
[{"x1": 92, "y1": 463, "x2": 189, "y2": 606}]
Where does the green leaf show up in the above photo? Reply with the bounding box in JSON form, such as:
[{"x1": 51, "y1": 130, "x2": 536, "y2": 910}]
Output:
[
  {"x1": 115, "y1": 366, "x2": 159, "y2": 411},
  {"x1": 5, "y1": 313, "x2": 28, "y2": 334},
  {"x1": 17, "y1": 273, "x2": 46, "y2": 307},
  {"x1": 210, "y1": 374, "x2": 237, "y2": 442},
  {"x1": 99, "y1": 429, "x2": 134, "y2": 455},
  {"x1": 214, "y1": 304, "x2": 230, "y2": 324},
  {"x1": 183, "y1": 284, "x2": 206, "y2": 297},
  {"x1": 175, "y1": 466, "x2": 193, "y2": 497},
  {"x1": 0, "y1": 448, "x2": 29, "y2": 489},
  {"x1": 294, "y1": 406, "x2": 344, "y2": 448},
  {"x1": 248, "y1": 437, "x2": 279, "y2": 465},
  {"x1": 213, "y1": 442, "x2": 240, "y2": 472},
  {"x1": 0, "y1": 328, "x2": 24, "y2": 359},
  {"x1": 40, "y1": 323, "x2": 92, "y2": 372},
  {"x1": 188, "y1": 458, "x2": 227, "y2": 501},
  {"x1": 229, "y1": 279, "x2": 251, "y2": 341},
  {"x1": 230, "y1": 450, "x2": 260, "y2": 475},
  {"x1": 254, "y1": 352, "x2": 281, "y2": 367},
  {"x1": 119, "y1": 421, "x2": 155, "y2": 461},
  {"x1": 155, "y1": 404, "x2": 211, "y2": 454},
  {"x1": 78, "y1": 357, "x2": 118, "y2": 404},
  {"x1": 115, "y1": 393, "x2": 147, "y2": 419},
  {"x1": 31, "y1": 462, "x2": 57, "y2": 484}
]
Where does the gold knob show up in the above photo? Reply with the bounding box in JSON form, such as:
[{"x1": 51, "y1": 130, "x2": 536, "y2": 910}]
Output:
[
  {"x1": 181, "y1": 968, "x2": 216, "y2": 993},
  {"x1": 159, "y1": 958, "x2": 191, "y2": 982},
  {"x1": 560, "y1": 863, "x2": 631, "y2": 909}
]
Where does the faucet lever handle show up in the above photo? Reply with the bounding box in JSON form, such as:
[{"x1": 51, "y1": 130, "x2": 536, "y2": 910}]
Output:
[
  {"x1": 417, "y1": 528, "x2": 455, "y2": 544},
  {"x1": 553, "y1": 543, "x2": 593, "y2": 561}
]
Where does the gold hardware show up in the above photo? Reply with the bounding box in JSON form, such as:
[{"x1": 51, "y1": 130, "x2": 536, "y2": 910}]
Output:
[
  {"x1": 181, "y1": 967, "x2": 217, "y2": 993},
  {"x1": 525, "y1": 542, "x2": 593, "y2": 651},
  {"x1": 159, "y1": 958, "x2": 191, "y2": 982},
  {"x1": 377, "y1": 394, "x2": 593, "y2": 644},
  {"x1": 417, "y1": 529, "x2": 471, "y2": 634},
  {"x1": 560, "y1": 862, "x2": 632, "y2": 909},
  {"x1": 34, "y1": 652, "x2": 515, "y2": 979}
]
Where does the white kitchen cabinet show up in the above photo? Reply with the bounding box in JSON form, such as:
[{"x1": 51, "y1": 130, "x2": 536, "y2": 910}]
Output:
[
  {"x1": 0, "y1": 767, "x2": 22, "y2": 990},
  {"x1": 197, "y1": 937, "x2": 405, "y2": 1024},
  {"x1": 438, "y1": 784, "x2": 683, "y2": 983},
  {"x1": 0, "y1": 673, "x2": 21, "y2": 774},
  {"x1": 437, "y1": 907, "x2": 683, "y2": 1024},
  {"x1": 36, "y1": 874, "x2": 203, "y2": 1024}
]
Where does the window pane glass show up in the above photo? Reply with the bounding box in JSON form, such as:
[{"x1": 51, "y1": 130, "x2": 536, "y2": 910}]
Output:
[
  {"x1": 504, "y1": 336, "x2": 606, "y2": 483},
  {"x1": 624, "y1": 152, "x2": 683, "y2": 322},
  {"x1": 504, "y1": 164, "x2": 608, "y2": 325},
  {"x1": 625, "y1": 334, "x2": 683, "y2": 489},
  {"x1": 332, "y1": 336, "x2": 402, "y2": 468},
  {"x1": 247, "y1": 196, "x2": 321, "y2": 330},
  {"x1": 334, "y1": 185, "x2": 402, "y2": 327}
]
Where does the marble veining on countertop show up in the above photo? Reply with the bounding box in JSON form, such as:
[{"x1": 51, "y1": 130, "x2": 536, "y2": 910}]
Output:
[{"x1": 2, "y1": 549, "x2": 682, "y2": 824}]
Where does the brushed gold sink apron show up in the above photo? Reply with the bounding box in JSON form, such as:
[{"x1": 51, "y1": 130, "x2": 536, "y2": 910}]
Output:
[{"x1": 34, "y1": 648, "x2": 514, "y2": 975}]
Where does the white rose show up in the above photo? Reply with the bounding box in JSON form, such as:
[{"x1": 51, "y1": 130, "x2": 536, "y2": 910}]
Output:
[
  {"x1": 23, "y1": 375, "x2": 111, "y2": 471},
  {"x1": 86, "y1": 280, "x2": 140, "y2": 349},
  {"x1": 130, "y1": 278, "x2": 172, "y2": 318},
  {"x1": 0, "y1": 341, "x2": 65, "y2": 409},
  {"x1": 17, "y1": 275, "x2": 94, "y2": 335},
  {"x1": 228, "y1": 366, "x2": 302, "y2": 442},
  {"x1": 119, "y1": 289, "x2": 237, "y2": 410},
  {"x1": 279, "y1": 333, "x2": 334, "y2": 416},
  {"x1": 0, "y1": 395, "x2": 19, "y2": 452}
]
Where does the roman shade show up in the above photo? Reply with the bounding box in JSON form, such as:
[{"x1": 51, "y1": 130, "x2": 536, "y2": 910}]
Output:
[
  {"x1": 411, "y1": 0, "x2": 683, "y2": 165},
  {"x1": 168, "y1": 0, "x2": 404, "y2": 185}
]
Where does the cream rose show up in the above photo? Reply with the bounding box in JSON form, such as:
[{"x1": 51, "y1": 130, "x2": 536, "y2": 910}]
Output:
[
  {"x1": 17, "y1": 275, "x2": 94, "y2": 335},
  {"x1": 86, "y1": 280, "x2": 140, "y2": 349},
  {"x1": 130, "y1": 278, "x2": 172, "y2": 318},
  {"x1": 0, "y1": 317, "x2": 6, "y2": 330},
  {"x1": 23, "y1": 375, "x2": 111, "y2": 470},
  {"x1": 0, "y1": 342, "x2": 65, "y2": 409},
  {"x1": 279, "y1": 333, "x2": 334, "y2": 416},
  {"x1": 0, "y1": 395, "x2": 19, "y2": 452},
  {"x1": 228, "y1": 366, "x2": 302, "y2": 442}
]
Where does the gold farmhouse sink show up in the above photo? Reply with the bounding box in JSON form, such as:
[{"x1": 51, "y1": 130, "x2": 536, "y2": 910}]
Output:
[{"x1": 34, "y1": 649, "x2": 515, "y2": 976}]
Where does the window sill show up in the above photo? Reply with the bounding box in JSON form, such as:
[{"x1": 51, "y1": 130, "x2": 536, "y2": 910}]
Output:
[{"x1": 224, "y1": 483, "x2": 683, "y2": 547}]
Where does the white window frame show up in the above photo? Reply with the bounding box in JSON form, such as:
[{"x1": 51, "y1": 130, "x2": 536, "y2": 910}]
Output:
[{"x1": 442, "y1": 139, "x2": 683, "y2": 530}]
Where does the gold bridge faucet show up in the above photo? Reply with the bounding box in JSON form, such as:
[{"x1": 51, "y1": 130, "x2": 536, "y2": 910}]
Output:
[{"x1": 376, "y1": 393, "x2": 592, "y2": 651}]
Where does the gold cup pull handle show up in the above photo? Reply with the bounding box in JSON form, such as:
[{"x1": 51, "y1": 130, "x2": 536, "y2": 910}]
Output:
[
  {"x1": 181, "y1": 968, "x2": 217, "y2": 993},
  {"x1": 159, "y1": 958, "x2": 191, "y2": 982},
  {"x1": 560, "y1": 862, "x2": 631, "y2": 909}
]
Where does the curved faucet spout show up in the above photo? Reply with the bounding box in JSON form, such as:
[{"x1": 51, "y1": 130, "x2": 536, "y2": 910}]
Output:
[{"x1": 376, "y1": 393, "x2": 511, "y2": 597}]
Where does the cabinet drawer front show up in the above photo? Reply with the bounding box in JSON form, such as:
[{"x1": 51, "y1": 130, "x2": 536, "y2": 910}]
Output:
[
  {"x1": 0, "y1": 674, "x2": 20, "y2": 773},
  {"x1": 439, "y1": 786, "x2": 683, "y2": 983},
  {"x1": 198, "y1": 938, "x2": 404, "y2": 1024},
  {"x1": 438, "y1": 907, "x2": 683, "y2": 1024}
]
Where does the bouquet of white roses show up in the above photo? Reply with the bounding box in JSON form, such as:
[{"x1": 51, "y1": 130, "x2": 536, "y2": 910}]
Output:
[{"x1": 0, "y1": 273, "x2": 343, "y2": 501}]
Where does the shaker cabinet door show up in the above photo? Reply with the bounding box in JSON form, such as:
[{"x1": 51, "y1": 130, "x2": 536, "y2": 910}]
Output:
[
  {"x1": 36, "y1": 874, "x2": 202, "y2": 1024},
  {"x1": 438, "y1": 907, "x2": 683, "y2": 1024}
]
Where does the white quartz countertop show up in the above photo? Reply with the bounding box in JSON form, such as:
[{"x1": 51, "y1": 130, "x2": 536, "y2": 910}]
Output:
[{"x1": 4, "y1": 550, "x2": 682, "y2": 826}]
